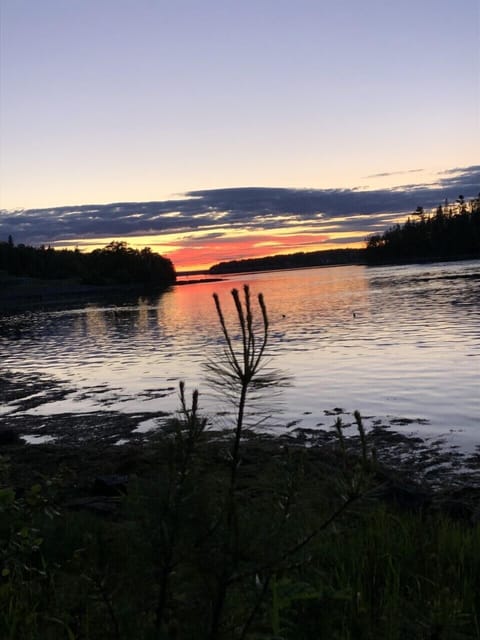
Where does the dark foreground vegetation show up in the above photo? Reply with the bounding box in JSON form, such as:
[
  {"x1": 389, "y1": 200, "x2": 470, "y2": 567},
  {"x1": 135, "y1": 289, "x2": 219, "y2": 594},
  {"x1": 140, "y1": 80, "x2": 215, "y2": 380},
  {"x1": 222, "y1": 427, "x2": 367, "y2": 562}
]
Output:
[
  {"x1": 2, "y1": 420, "x2": 480, "y2": 640},
  {"x1": 366, "y1": 193, "x2": 480, "y2": 264},
  {"x1": 209, "y1": 248, "x2": 365, "y2": 274},
  {"x1": 1, "y1": 287, "x2": 479, "y2": 639},
  {"x1": 0, "y1": 239, "x2": 176, "y2": 288}
]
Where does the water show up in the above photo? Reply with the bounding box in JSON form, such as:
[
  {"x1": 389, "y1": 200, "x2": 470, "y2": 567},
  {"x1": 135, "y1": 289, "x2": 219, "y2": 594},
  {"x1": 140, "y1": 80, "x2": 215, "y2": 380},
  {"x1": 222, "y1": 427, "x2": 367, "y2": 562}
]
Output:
[{"x1": 1, "y1": 260, "x2": 479, "y2": 448}]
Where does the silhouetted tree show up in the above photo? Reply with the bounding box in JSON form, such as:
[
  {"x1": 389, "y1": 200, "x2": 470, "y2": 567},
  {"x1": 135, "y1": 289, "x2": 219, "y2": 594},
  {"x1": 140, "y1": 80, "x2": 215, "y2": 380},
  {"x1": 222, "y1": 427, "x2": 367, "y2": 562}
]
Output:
[
  {"x1": 209, "y1": 248, "x2": 365, "y2": 274},
  {"x1": 366, "y1": 194, "x2": 480, "y2": 264},
  {"x1": 0, "y1": 240, "x2": 176, "y2": 287}
]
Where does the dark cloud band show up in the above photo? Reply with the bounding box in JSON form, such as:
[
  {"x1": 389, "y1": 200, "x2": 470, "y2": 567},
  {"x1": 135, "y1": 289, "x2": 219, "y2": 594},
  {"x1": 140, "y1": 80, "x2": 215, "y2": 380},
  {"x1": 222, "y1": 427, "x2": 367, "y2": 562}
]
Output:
[{"x1": 1, "y1": 165, "x2": 478, "y2": 246}]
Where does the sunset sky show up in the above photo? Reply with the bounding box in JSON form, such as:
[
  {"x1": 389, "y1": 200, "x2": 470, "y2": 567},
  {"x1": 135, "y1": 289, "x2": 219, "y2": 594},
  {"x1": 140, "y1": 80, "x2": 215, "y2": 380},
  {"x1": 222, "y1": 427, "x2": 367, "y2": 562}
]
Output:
[{"x1": 1, "y1": 0, "x2": 479, "y2": 270}]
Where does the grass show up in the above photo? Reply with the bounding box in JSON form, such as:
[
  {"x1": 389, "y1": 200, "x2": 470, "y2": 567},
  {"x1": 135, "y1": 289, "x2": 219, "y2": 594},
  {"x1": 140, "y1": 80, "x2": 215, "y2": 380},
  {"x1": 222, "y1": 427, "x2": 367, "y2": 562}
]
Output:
[{"x1": 1, "y1": 434, "x2": 479, "y2": 639}]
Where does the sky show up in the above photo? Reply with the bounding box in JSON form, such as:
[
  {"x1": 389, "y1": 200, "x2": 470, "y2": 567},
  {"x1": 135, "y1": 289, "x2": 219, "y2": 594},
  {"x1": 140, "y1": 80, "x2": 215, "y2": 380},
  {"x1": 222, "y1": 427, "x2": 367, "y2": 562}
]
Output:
[{"x1": 0, "y1": 0, "x2": 479, "y2": 270}]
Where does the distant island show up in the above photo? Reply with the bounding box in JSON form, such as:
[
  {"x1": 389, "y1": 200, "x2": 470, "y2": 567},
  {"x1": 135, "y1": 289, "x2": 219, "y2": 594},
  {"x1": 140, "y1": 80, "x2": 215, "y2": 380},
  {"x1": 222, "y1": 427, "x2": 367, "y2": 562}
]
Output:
[
  {"x1": 209, "y1": 248, "x2": 366, "y2": 274},
  {"x1": 209, "y1": 193, "x2": 480, "y2": 275}
]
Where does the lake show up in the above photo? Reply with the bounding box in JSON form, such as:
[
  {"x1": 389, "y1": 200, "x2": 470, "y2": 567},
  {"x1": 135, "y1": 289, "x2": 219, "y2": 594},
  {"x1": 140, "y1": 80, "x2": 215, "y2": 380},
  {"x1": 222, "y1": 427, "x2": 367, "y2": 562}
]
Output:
[{"x1": 1, "y1": 260, "x2": 479, "y2": 449}]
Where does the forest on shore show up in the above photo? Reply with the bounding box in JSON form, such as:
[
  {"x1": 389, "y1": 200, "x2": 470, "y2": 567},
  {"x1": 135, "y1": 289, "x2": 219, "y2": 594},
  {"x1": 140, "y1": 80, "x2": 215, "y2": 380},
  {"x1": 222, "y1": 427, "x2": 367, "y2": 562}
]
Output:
[
  {"x1": 0, "y1": 240, "x2": 176, "y2": 288},
  {"x1": 209, "y1": 248, "x2": 365, "y2": 274},
  {"x1": 209, "y1": 193, "x2": 480, "y2": 274},
  {"x1": 365, "y1": 193, "x2": 480, "y2": 264},
  {"x1": 2, "y1": 191, "x2": 479, "y2": 288}
]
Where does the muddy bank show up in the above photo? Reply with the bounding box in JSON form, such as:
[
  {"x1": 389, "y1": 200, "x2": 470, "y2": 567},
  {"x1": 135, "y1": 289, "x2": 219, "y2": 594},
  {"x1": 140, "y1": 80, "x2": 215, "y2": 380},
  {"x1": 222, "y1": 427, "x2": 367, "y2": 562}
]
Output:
[
  {"x1": 0, "y1": 371, "x2": 171, "y2": 447},
  {"x1": 1, "y1": 371, "x2": 479, "y2": 524},
  {"x1": 2, "y1": 412, "x2": 480, "y2": 526},
  {"x1": 0, "y1": 275, "x2": 177, "y2": 311},
  {"x1": 0, "y1": 274, "x2": 224, "y2": 312}
]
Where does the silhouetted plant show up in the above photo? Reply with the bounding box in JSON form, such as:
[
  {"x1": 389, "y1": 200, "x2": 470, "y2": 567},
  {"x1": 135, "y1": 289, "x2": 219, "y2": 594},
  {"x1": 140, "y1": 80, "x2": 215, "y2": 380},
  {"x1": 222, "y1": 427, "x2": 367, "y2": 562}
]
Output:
[
  {"x1": 205, "y1": 285, "x2": 287, "y2": 497},
  {"x1": 354, "y1": 410, "x2": 369, "y2": 467},
  {"x1": 153, "y1": 381, "x2": 207, "y2": 633},
  {"x1": 203, "y1": 285, "x2": 289, "y2": 637},
  {"x1": 201, "y1": 288, "x2": 381, "y2": 638}
]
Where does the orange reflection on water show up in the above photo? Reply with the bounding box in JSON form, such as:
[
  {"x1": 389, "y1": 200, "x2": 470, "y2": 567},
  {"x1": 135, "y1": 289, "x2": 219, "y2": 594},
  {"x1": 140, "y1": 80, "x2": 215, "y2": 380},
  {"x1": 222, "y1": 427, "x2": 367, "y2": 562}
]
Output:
[{"x1": 159, "y1": 265, "x2": 370, "y2": 347}]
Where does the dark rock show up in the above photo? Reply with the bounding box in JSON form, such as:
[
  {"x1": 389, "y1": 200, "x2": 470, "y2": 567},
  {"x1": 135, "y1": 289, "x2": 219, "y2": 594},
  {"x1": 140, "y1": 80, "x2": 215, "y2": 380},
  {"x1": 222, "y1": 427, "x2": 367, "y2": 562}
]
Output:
[
  {"x1": 92, "y1": 474, "x2": 128, "y2": 496},
  {"x1": 0, "y1": 428, "x2": 21, "y2": 445},
  {"x1": 64, "y1": 496, "x2": 119, "y2": 515}
]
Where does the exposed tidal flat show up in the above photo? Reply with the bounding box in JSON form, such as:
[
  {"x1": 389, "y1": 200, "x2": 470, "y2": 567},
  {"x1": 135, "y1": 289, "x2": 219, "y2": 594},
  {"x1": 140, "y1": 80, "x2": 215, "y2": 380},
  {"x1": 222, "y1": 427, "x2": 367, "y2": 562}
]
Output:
[{"x1": 1, "y1": 368, "x2": 479, "y2": 488}]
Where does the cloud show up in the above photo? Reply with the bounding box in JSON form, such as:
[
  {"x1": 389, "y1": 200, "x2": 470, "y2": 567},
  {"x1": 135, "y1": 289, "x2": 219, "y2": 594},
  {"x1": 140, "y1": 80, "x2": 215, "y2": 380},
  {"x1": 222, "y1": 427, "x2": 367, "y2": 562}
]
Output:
[
  {"x1": 436, "y1": 165, "x2": 480, "y2": 191},
  {"x1": 439, "y1": 165, "x2": 480, "y2": 176},
  {"x1": 365, "y1": 168, "x2": 424, "y2": 179},
  {"x1": 1, "y1": 165, "x2": 478, "y2": 247}
]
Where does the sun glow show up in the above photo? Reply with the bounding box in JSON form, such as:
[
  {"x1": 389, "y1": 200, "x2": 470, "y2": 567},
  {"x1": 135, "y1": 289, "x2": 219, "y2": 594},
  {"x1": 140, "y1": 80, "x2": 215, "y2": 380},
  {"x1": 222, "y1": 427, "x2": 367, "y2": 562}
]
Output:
[{"x1": 50, "y1": 224, "x2": 366, "y2": 272}]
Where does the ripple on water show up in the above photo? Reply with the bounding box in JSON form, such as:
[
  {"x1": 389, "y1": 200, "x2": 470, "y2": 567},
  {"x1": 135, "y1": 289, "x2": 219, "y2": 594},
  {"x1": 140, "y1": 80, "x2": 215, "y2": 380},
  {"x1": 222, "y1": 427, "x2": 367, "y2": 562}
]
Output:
[{"x1": 1, "y1": 261, "x2": 479, "y2": 447}]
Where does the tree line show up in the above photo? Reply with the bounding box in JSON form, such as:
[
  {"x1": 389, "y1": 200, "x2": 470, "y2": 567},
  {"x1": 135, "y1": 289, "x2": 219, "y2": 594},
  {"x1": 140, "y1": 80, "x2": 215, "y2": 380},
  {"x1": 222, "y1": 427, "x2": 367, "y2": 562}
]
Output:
[
  {"x1": 366, "y1": 193, "x2": 480, "y2": 264},
  {"x1": 0, "y1": 239, "x2": 176, "y2": 287},
  {"x1": 209, "y1": 248, "x2": 366, "y2": 274}
]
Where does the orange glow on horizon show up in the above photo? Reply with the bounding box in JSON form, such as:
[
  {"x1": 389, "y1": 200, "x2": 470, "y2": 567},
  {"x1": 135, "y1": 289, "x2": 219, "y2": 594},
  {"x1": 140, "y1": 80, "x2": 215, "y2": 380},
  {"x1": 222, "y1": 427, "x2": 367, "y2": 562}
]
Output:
[{"x1": 52, "y1": 228, "x2": 368, "y2": 272}]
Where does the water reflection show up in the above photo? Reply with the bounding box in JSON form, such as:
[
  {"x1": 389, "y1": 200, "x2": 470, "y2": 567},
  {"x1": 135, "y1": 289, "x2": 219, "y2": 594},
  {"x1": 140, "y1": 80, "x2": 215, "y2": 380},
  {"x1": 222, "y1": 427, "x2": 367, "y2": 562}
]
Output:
[{"x1": 0, "y1": 261, "x2": 479, "y2": 444}]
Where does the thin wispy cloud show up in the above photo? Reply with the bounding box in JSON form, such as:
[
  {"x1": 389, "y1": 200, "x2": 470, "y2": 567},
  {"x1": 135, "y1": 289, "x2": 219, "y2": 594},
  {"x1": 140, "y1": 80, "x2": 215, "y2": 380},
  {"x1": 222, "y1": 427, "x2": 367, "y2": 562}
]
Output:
[{"x1": 365, "y1": 168, "x2": 424, "y2": 179}]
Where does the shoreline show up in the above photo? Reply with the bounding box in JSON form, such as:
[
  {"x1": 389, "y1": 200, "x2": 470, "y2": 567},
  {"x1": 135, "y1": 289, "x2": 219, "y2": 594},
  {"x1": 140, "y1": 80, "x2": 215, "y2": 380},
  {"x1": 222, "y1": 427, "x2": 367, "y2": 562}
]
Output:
[
  {"x1": 2, "y1": 256, "x2": 478, "y2": 310},
  {"x1": 0, "y1": 277, "x2": 172, "y2": 309},
  {"x1": 1, "y1": 371, "x2": 479, "y2": 496},
  {"x1": 0, "y1": 275, "x2": 229, "y2": 312}
]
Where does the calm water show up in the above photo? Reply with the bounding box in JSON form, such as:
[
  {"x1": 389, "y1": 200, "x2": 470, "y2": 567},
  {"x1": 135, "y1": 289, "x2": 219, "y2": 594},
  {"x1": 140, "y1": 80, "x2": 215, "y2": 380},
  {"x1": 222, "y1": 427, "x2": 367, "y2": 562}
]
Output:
[{"x1": 1, "y1": 261, "x2": 479, "y2": 448}]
